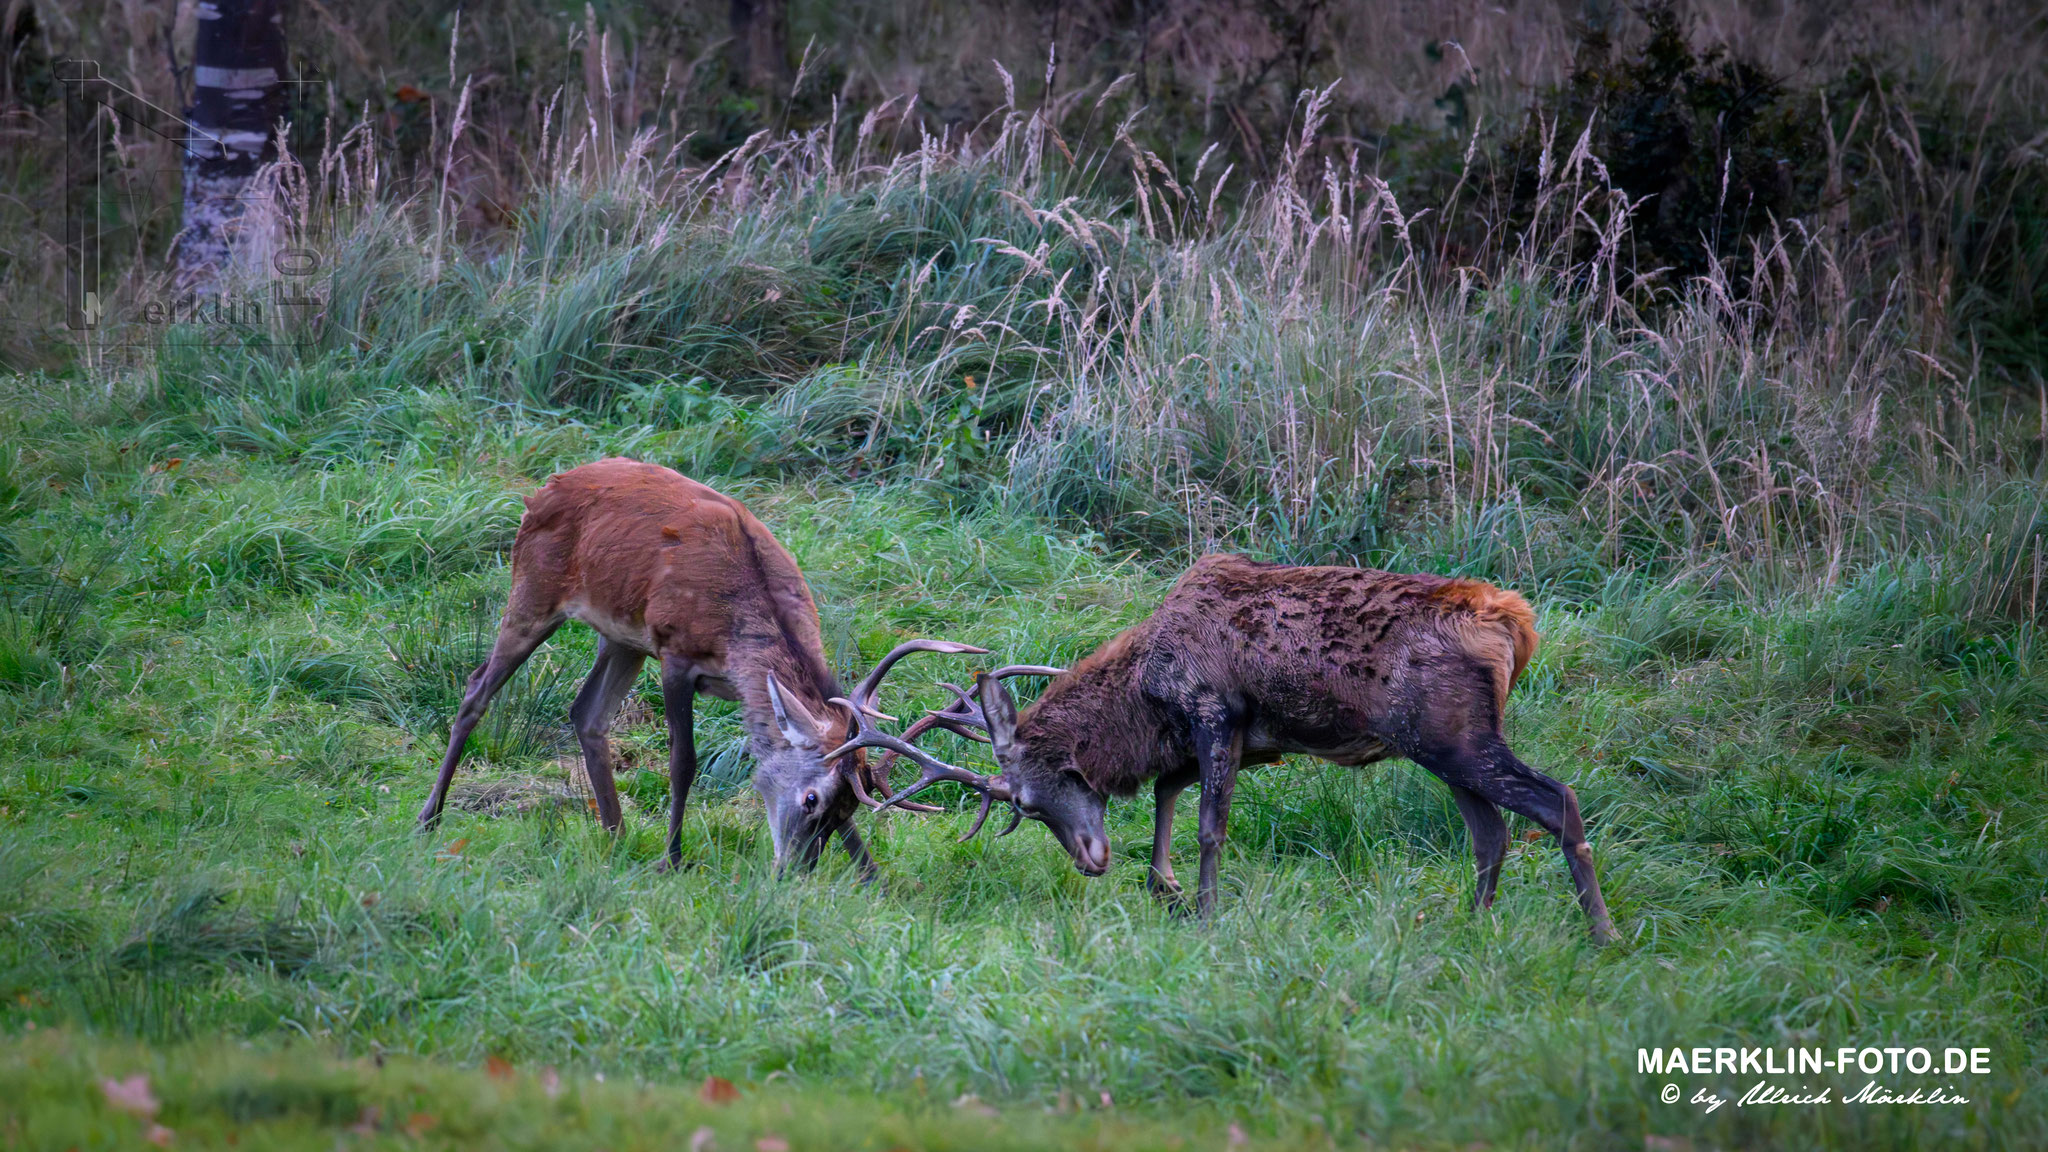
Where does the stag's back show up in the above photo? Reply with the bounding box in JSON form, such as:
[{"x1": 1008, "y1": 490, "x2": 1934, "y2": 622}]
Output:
[
  {"x1": 509, "y1": 459, "x2": 831, "y2": 680},
  {"x1": 1140, "y1": 554, "x2": 1539, "y2": 725}
]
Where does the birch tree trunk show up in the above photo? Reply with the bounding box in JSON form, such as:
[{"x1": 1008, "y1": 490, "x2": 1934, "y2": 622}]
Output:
[
  {"x1": 175, "y1": 0, "x2": 285, "y2": 296},
  {"x1": 728, "y1": 0, "x2": 789, "y2": 99}
]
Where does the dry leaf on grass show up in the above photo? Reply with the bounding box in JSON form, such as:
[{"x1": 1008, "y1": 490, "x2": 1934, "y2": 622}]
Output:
[
  {"x1": 699, "y1": 1075, "x2": 739, "y2": 1104},
  {"x1": 485, "y1": 1054, "x2": 514, "y2": 1080}
]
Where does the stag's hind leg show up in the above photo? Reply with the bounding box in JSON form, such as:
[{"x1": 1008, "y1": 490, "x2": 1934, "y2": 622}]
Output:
[
  {"x1": 419, "y1": 614, "x2": 563, "y2": 829},
  {"x1": 1421, "y1": 740, "x2": 1616, "y2": 943},
  {"x1": 1447, "y1": 784, "x2": 1508, "y2": 911},
  {"x1": 569, "y1": 638, "x2": 647, "y2": 833}
]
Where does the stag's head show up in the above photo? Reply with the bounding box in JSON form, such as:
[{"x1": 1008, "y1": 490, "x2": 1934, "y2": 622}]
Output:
[
  {"x1": 759, "y1": 639, "x2": 988, "y2": 870},
  {"x1": 832, "y1": 670, "x2": 1111, "y2": 876}
]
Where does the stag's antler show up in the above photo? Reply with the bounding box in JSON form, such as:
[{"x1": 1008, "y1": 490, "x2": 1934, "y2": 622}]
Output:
[
  {"x1": 909, "y1": 667, "x2": 1065, "y2": 734},
  {"x1": 826, "y1": 698, "x2": 1020, "y2": 841},
  {"x1": 825, "y1": 639, "x2": 988, "y2": 813},
  {"x1": 844, "y1": 639, "x2": 989, "y2": 721},
  {"x1": 871, "y1": 664, "x2": 1066, "y2": 784}
]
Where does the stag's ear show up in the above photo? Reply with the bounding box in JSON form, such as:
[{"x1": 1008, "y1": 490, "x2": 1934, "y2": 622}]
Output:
[
  {"x1": 764, "y1": 672, "x2": 821, "y2": 750},
  {"x1": 975, "y1": 672, "x2": 1021, "y2": 763}
]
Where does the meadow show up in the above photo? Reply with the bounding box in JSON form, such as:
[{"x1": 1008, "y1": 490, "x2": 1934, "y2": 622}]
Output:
[{"x1": 5, "y1": 2, "x2": 2048, "y2": 1147}]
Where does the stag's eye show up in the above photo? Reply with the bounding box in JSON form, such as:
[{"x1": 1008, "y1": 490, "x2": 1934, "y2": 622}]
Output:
[{"x1": 801, "y1": 789, "x2": 820, "y2": 812}]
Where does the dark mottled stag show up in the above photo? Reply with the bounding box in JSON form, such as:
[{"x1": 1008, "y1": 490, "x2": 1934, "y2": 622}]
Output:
[
  {"x1": 836, "y1": 554, "x2": 1617, "y2": 941},
  {"x1": 418, "y1": 458, "x2": 984, "y2": 873}
]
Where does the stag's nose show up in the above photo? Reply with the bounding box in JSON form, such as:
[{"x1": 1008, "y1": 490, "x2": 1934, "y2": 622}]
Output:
[{"x1": 1074, "y1": 835, "x2": 1111, "y2": 876}]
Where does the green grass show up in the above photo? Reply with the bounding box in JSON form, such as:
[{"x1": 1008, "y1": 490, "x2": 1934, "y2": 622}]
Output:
[
  {"x1": 1, "y1": 383, "x2": 2043, "y2": 1149},
  {"x1": 6, "y1": 57, "x2": 2048, "y2": 1145}
]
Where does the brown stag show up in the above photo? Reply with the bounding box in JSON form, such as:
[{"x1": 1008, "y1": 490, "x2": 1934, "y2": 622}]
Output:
[
  {"x1": 417, "y1": 458, "x2": 984, "y2": 873},
  {"x1": 835, "y1": 554, "x2": 1618, "y2": 941}
]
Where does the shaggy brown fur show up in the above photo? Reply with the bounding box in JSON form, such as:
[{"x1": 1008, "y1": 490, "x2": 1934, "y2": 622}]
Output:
[{"x1": 989, "y1": 554, "x2": 1614, "y2": 941}]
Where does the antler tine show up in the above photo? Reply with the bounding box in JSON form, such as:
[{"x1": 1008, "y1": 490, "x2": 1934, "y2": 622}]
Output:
[
  {"x1": 868, "y1": 685, "x2": 986, "y2": 811},
  {"x1": 825, "y1": 697, "x2": 1002, "y2": 811},
  {"x1": 988, "y1": 664, "x2": 1067, "y2": 679},
  {"x1": 846, "y1": 639, "x2": 990, "y2": 720},
  {"x1": 914, "y1": 681, "x2": 993, "y2": 742},
  {"x1": 959, "y1": 789, "x2": 998, "y2": 840},
  {"x1": 861, "y1": 710, "x2": 950, "y2": 813}
]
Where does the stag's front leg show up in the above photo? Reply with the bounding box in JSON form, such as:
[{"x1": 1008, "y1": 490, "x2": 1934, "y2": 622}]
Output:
[
  {"x1": 839, "y1": 821, "x2": 880, "y2": 886},
  {"x1": 1191, "y1": 706, "x2": 1244, "y2": 920},
  {"x1": 657, "y1": 654, "x2": 698, "y2": 871},
  {"x1": 1149, "y1": 769, "x2": 1196, "y2": 903}
]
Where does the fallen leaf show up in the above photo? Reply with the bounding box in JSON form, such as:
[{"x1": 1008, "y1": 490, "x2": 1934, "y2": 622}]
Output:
[
  {"x1": 438, "y1": 837, "x2": 469, "y2": 858},
  {"x1": 754, "y1": 1138, "x2": 789, "y2": 1152},
  {"x1": 144, "y1": 1123, "x2": 174, "y2": 1147},
  {"x1": 1520, "y1": 829, "x2": 1545, "y2": 843},
  {"x1": 699, "y1": 1076, "x2": 739, "y2": 1104},
  {"x1": 359, "y1": 892, "x2": 380, "y2": 908},
  {"x1": 101, "y1": 1074, "x2": 159, "y2": 1118},
  {"x1": 689, "y1": 1128, "x2": 716, "y2": 1152},
  {"x1": 403, "y1": 1112, "x2": 437, "y2": 1137}
]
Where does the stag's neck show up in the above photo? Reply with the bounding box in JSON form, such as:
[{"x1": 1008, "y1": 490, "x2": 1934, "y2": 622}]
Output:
[
  {"x1": 726, "y1": 632, "x2": 844, "y2": 747},
  {"x1": 1021, "y1": 621, "x2": 1176, "y2": 796}
]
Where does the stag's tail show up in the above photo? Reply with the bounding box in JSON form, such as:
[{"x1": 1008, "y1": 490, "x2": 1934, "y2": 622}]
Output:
[{"x1": 1431, "y1": 579, "x2": 1540, "y2": 711}]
